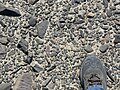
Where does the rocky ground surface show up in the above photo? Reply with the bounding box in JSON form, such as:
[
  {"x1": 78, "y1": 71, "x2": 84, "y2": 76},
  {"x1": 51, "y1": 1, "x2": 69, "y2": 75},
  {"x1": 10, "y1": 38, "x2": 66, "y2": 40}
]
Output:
[{"x1": 0, "y1": 0, "x2": 120, "y2": 90}]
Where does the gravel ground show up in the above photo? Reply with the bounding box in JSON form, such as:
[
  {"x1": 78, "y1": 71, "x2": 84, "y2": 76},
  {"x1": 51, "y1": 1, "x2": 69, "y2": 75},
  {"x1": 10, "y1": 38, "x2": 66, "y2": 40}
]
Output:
[{"x1": 0, "y1": 0, "x2": 120, "y2": 90}]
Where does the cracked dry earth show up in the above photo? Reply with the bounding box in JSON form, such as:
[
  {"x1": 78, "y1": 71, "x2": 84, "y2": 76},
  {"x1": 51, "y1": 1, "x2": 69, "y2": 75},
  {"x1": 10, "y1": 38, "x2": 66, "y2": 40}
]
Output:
[{"x1": 0, "y1": 0, "x2": 120, "y2": 90}]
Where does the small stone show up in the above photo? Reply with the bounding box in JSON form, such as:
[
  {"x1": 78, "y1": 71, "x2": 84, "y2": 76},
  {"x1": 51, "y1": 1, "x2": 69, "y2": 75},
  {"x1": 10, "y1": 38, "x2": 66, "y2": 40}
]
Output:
[
  {"x1": 78, "y1": 10, "x2": 86, "y2": 19},
  {"x1": 47, "y1": 64, "x2": 56, "y2": 72},
  {"x1": 27, "y1": 0, "x2": 39, "y2": 5},
  {"x1": 0, "y1": 83, "x2": 12, "y2": 90},
  {"x1": 114, "y1": 20, "x2": 120, "y2": 26},
  {"x1": 0, "y1": 19, "x2": 6, "y2": 27},
  {"x1": 87, "y1": 12, "x2": 95, "y2": 18},
  {"x1": 114, "y1": 34, "x2": 120, "y2": 44},
  {"x1": 17, "y1": 38, "x2": 28, "y2": 55},
  {"x1": 115, "y1": 43, "x2": 120, "y2": 48},
  {"x1": 114, "y1": 10, "x2": 120, "y2": 14},
  {"x1": 0, "y1": 5, "x2": 21, "y2": 17},
  {"x1": 84, "y1": 45, "x2": 93, "y2": 53},
  {"x1": 13, "y1": 73, "x2": 32, "y2": 90},
  {"x1": 30, "y1": 61, "x2": 43, "y2": 72},
  {"x1": 23, "y1": 52, "x2": 33, "y2": 64},
  {"x1": 42, "y1": 77, "x2": 52, "y2": 87},
  {"x1": 36, "y1": 20, "x2": 49, "y2": 38},
  {"x1": 106, "y1": 9, "x2": 112, "y2": 17},
  {"x1": 0, "y1": 43, "x2": 7, "y2": 59},
  {"x1": 71, "y1": 0, "x2": 80, "y2": 4},
  {"x1": 103, "y1": 0, "x2": 108, "y2": 8},
  {"x1": 99, "y1": 44, "x2": 108, "y2": 53},
  {"x1": 0, "y1": 3, "x2": 6, "y2": 12},
  {"x1": 0, "y1": 35, "x2": 8, "y2": 45},
  {"x1": 59, "y1": 17, "x2": 65, "y2": 23},
  {"x1": 114, "y1": 0, "x2": 120, "y2": 5},
  {"x1": 28, "y1": 16, "x2": 37, "y2": 27}
]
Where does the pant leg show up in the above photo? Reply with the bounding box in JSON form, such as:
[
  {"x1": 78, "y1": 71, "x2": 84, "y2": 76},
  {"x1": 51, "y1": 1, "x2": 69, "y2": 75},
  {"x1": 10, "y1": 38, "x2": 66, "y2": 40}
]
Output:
[{"x1": 87, "y1": 85, "x2": 104, "y2": 90}]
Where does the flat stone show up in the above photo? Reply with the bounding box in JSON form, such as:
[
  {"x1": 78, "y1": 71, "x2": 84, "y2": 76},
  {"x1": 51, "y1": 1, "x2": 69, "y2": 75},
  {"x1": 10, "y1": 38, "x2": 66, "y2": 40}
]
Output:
[
  {"x1": 13, "y1": 73, "x2": 32, "y2": 90},
  {"x1": 0, "y1": 43, "x2": 7, "y2": 59},
  {"x1": 114, "y1": 0, "x2": 120, "y2": 5},
  {"x1": 28, "y1": 16, "x2": 37, "y2": 27},
  {"x1": 47, "y1": 64, "x2": 56, "y2": 72},
  {"x1": 36, "y1": 20, "x2": 49, "y2": 38},
  {"x1": 115, "y1": 43, "x2": 120, "y2": 48},
  {"x1": 42, "y1": 77, "x2": 52, "y2": 87},
  {"x1": 103, "y1": 0, "x2": 108, "y2": 8},
  {"x1": 114, "y1": 10, "x2": 120, "y2": 14},
  {"x1": 87, "y1": 12, "x2": 95, "y2": 18},
  {"x1": 114, "y1": 34, "x2": 120, "y2": 44},
  {"x1": 99, "y1": 44, "x2": 108, "y2": 53},
  {"x1": 0, "y1": 83, "x2": 12, "y2": 90},
  {"x1": 27, "y1": 0, "x2": 39, "y2": 5},
  {"x1": 71, "y1": 0, "x2": 80, "y2": 4},
  {"x1": 23, "y1": 52, "x2": 33, "y2": 64},
  {"x1": 78, "y1": 10, "x2": 86, "y2": 19},
  {"x1": 17, "y1": 38, "x2": 28, "y2": 55},
  {"x1": 0, "y1": 19, "x2": 6, "y2": 27},
  {"x1": 106, "y1": 9, "x2": 112, "y2": 17},
  {"x1": 84, "y1": 45, "x2": 93, "y2": 53},
  {"x1": 30, "y1": 61, "x2": 43, "y2": 72},
  {"x1": 0, "y1": 35, "x2": 8, "y2": 45},
  {"x1": 0, "y1": 4, "x2": 21, "y2": 17},
  {"x1": 0, "y1": 3, "x2": 6, "y2": 12}
]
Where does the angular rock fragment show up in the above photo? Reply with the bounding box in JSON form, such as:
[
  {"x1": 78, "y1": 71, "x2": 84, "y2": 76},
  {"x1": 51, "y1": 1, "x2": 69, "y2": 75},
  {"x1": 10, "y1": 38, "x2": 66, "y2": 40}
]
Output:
[
  {"x1": 0, "y1": 35, "x2": 8, "y2": 45},
  {"x1": 42, "y1": 77, "x2": 52, "y2": 87},
  {"x1": 28, "y1": 16, "x2": 37, "y2": 27},
  {"x1": 78, "y1": 10, "x2": 86, "y2": 19},
  {"x1": 0, "y1": 4, "x2": 21, "y2": 17},
  {"x1": 0, "y1": 43, "x2": 7, "y2": 59},
  {"x1": 99, "y1": 44, "x2": 108, "y2": 53},
  {"x1": 36, "y1": 20, "x2": 49, "y2": 38},
  {"x1": 30, "y1": 61, "x2": 43, "y2": 72},
  {"x1": 114, "y1": 34, "x2": 120, "y2": 44},
  {"x1": 87, "y1": 12, "x2": 95, "y2": 18},
  {"x1": 106, "y1": 9, "x2": 112, "y2": 17},
  {"x1": 103, "y1": 0, "x2": 108, "y2": 8},
  {"x1": 27, "y1": 0, "x2": 39, "y2": 5},
  {"x1": 47, "y1": 64, "x2": 56, "y2": 72},
  {"x1": 13, "y1": 73, "x2": 32, "y2": 90},
  {"x1": 84, "y1": 45, "x2": 93, "y2": 53},
  {"x1": 0, "y1": 83, "x2": 12, "y2": 90},
  {"x1": 114, "y1": 10, "x2": 120, "y2": 14},
  {"x1": 17, "y1": 38, "x2": 28, "y2": 55},
  {"x1": 0, "y1": 3, "x2": 6, "y2": 12},
  {"x1": 0, "y1": 19, "x2": 6, "y2": 27},
  {"x1": 23, "y1": 52, "x2": 33, "y2": 64},
  {"x1": 71, "y1": 0, "x2": 80, "y2": 4}
]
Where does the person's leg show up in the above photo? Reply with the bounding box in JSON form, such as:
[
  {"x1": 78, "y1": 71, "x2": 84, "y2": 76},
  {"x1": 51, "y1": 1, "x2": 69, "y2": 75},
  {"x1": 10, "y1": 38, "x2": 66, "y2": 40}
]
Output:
[{"x1": 87, "y1": 85, "x2": 104, "y2": 90}]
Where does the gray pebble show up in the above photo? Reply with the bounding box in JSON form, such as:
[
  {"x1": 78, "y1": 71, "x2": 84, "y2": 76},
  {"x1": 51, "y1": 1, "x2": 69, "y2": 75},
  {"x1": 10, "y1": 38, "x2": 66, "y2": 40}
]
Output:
[
  {"x1": 0, "y1": 43, "x2": 7, "y2": 59},
  {"x1": 13, "y1": 73, "x2": 32, "y2": 90},
  {"x1": 17, "y1": 38, "x2": 28, "y2": 55},
  {"x1": 0, "y1": 83, "x2": 12, "y2": 90},
  {"x1": 31, "y1": 61, "x2": 43, "y2": 72},
  {"x1": 28, "y1": 16, "x2": 37, "y2": 27},
  {"x1": 42, "y1": 77, "x2": 52, "y2": 87},
  {"x1": 106, "y1": 9, "x2": 112, "y2": 17},
  {"x1": 27, "y1": 0, "x2": 39, "y2": 5},
  {"x1": 103, "y1": 0, "x2": 108, "y2": 8},
  {"x1": 84, "y1": 45, "x2": 93, "y2": 53},
  {"x1": 114, "y1": 34, "x2": 120, "y2": 44},
  {"x1": 99, "y1": 44, "x2": 108, "y2": 53},
  {"x1": 0, "y1": 35, "x2": 8, "y2": 45},
  {"x1": 0, "y1": 4, "x2": 21, "y2": 17},
  {"x1": 36, "y1": 20, "x2": 49, "y2": 38}
]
